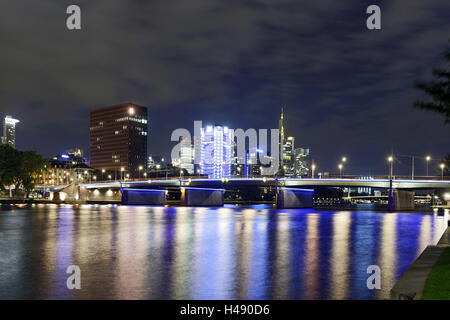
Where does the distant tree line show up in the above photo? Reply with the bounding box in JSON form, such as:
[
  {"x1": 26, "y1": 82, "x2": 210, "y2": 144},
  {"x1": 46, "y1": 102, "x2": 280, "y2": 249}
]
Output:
[{"x1": 0, "y1": 144, "x2": 48, "y2": 198}]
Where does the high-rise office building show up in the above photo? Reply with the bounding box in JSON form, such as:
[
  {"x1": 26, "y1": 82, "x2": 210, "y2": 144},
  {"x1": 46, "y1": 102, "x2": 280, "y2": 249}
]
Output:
[
  {"x1": 1, "y1": 115, "x2": 20, "y2": 148},
  {"x1": 180, "y1": 137, "x2": 194, "y2": 174},
  {"x1": 89, "y1": 103, "x2": 148, "y2": 178},
  {"x1": 293, "y1": 147, "x2": 311, "y2": 177},
  {"x1": 278, "y1": 107, "x2": 285, "y2": 166},
  {"x1": 200, "y1": 125, "x2": 233, "y2": 179},
  {"x1": 277, "y1": 107, "x2": 312, "y2": 177},
  {"x1": 172, "y1": 137, "x2": 194, "y2": 174},
  {"x1": 283, "y1": 136, "x2": 295, "y2": 176}
]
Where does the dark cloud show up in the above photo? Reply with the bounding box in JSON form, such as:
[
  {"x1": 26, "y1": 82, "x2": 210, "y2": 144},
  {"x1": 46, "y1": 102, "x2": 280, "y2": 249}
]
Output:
[{"x1": 0, "y1": 0, "x2": 449, "y2": 175}]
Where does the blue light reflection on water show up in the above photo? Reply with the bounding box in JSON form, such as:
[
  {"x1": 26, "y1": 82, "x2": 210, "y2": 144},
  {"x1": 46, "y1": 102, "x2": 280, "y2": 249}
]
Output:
[{"x1": 0, "y1": 204, "x2": 446, "y2": 300}]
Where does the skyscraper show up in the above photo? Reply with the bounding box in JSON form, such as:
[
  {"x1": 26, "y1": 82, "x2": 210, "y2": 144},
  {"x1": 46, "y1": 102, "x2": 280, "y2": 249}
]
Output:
[
  {"x1": 1, "y1": 115, "x2": 20, "y2": 148},
  {"x1": 89, "y1": 103, "x2": 148, "y2": 178},
  {"x1": 283, "y1": 136, "x2": 295, "y2": 176},
  {"x1": 200, "y1": 125, "x2": 233, "y2": 179},
  {"x1": 278, "y1": 107, "x2": 285, "y2": 166},
  {"x1": 172, "y1": 136, "x2": 194, "y2": 174}
]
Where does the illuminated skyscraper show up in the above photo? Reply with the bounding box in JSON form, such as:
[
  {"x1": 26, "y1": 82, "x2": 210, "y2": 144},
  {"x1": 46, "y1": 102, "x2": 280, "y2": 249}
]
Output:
[
  {"x1": 89, "y1": 103, "x2": 148, "y2": 178},
  {"x1": 1, "y1": 115, "x2": 20, "y2": 148},
  {"x1": 172, "y1": 136, "x2": 194, "y2": 174},
  {"x1": 200, "y1": 125, "x2": 233, "y2": 179},
  {"x1": 278, "y1": 107, "x2": 285, "y2": 165},
  {"x1": 283, "y1": 136, "x2": 295, "y2": 176}
]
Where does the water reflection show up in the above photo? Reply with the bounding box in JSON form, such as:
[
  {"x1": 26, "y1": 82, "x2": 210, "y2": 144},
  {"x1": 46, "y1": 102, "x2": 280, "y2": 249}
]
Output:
[
  {"x1": 0, "y1": 205, "x2": 446, "y2": 300},
  {"x1": 330, "y1": 211, "x2": 351, "y2": 299}
]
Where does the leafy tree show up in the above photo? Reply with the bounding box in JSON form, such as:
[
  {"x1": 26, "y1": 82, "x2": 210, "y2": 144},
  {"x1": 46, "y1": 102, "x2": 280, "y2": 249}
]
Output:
[
  {"x1": 414, "y1": 43, "x2": 450, "y2": 124},
  {"x1": 0, "y1": 144, "x2": 22, "y2": 197},
  {"x1": 19, "y1": 151, "x2": 48, "y2": 197},
  {"x1": 442, "y1": 153, "x2": 450, "y2": 177},
  {"x1": 0, "y1": 145, "x2": 47, "y2": 198}
]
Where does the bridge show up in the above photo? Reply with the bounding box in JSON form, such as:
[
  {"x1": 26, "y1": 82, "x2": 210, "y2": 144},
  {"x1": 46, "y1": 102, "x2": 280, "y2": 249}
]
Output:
[
  {"x1": 40, "y1": 177, "x2": 450, "y2": 190},
  {"x1": 36, "y1": 177, "x2": 450, "y2": 210}
]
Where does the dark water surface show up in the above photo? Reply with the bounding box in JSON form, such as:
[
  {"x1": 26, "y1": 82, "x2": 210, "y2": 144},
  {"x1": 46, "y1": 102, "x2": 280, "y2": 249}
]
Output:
[{"x1": 0, "y1": 204, "x2": 446, "y2": 299}]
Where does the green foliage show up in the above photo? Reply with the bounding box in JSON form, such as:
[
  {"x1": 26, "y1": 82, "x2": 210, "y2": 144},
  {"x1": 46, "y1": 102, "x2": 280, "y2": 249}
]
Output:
[
  {"x1": 421, "y1": 247, "x2": 450, "y2": 300},
  {"x1": 0, "y1": 144, "x2": 47, "y2": 198},
  {"x1": 0, "y1": 144, "x2": 22, "y2": 194},
  {"x1": 414, "y1": 43, "x2": 450, "y2": 124},
  {"x1": 443, "y1": 153, "x2": 450, "y2": 177}
]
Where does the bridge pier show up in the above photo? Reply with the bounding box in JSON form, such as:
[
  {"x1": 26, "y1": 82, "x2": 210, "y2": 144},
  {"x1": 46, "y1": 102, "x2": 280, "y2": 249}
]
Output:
[
  {"x1": 276, "y1": 187, "x2": 314, "y2": 209},
  {"x1": 121, "y1": 188, "x2": 167, "y2": 205},
  {"x1": 181, "y1": 187, "x2": 225, "y2": 207},
  {"x1": 53, "y1": 184, "x2": 89, "y2": 202},
  {"x1": 388, "y1": 189, "x2": 415, "y2": 211}
]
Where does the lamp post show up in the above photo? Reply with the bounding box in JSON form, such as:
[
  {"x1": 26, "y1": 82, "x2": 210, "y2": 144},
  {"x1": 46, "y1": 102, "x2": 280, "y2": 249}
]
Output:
[
  {"x1": 101, "y1": 169, "x2": 105, "y2": 181},
  {"x1": 426, "y1": 156, "x2": 431, "y2": 177},
  {"x1": 311, "y1": 163, "x2": 316, "y2": 179},
  {"x1": 388, "y1": 156, "x2": 393, "y2": 180},
  {"x1": 440, "y1": 163, "x2": 445, "y2": 180},
  {"x1": 139, "y1": 165, "x2": 143, "y2": 179},
  {"x1": 121, "y1": 167, "x2": 125, "y2": 181},
  {"x1": 338, "y1": 163, "x2": 343, "y2": 178}
]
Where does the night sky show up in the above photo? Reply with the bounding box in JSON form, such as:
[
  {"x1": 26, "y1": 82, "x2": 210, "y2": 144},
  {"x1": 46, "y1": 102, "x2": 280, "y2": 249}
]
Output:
[{"x1": 1, "y1": 0, "x2": 449, "y2": 176}]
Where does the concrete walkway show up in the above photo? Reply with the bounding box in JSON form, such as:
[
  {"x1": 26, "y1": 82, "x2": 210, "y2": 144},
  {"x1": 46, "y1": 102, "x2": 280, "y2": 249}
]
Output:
[
  {"x1": 390, "y1": 225, "x2": 449, "y2": 300},
  {"x1": 437, "y1": 226, "x2": 449, "y2": 246}
]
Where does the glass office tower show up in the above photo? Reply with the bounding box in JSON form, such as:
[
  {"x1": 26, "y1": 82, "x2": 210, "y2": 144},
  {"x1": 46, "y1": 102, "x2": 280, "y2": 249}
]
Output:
[{"x1": 200, "y1": 125, "x2": 232, "y2": 179}]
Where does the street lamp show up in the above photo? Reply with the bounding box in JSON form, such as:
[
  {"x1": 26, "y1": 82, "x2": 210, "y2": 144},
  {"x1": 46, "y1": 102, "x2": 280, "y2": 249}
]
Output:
[
  {"x1": 440, "y1": 163, "x2": 445, "y2": 180},
  {"x1": 101, "y1": 169, "x2": 105, "y2": 181},
  {"x1": 121, "y1": 167, "x2": 125, "y2": 181},
  {"x1": 342, "y1": 157, "x2": 347, "y2": 163},
  {"x1": 426, "y1": 156, "x2": 431, "y2": 177},
  {"x1": 139, "y1": 165, "x2": 143, "y2": 179},
  {"x1": 338, "y1": 163, "x2": 343, "y2": 178},
  {"x1": 108, "y1": 174, "x2": 112, "y2": 181},
  {"x1": 388, "y1": 156, "x2": 393, "y2": 180},
  {"x1": 311, "y1": 164, "x2": 316, "y2": 179}
]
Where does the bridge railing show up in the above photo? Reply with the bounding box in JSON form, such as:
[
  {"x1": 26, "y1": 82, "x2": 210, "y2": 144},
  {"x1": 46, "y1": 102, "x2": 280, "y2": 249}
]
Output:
[{"x1": 35, "y1": 174, "x2": 450, "y2": 186}]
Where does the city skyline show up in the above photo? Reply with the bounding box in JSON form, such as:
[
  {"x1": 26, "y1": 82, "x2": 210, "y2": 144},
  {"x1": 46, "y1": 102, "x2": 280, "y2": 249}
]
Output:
[{"x1": 1, "y1": 106, "x2": 448, "y2": 177}]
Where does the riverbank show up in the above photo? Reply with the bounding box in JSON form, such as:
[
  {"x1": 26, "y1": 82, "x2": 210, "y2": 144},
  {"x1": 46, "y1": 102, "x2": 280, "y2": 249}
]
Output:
[
  {"x1": 421, "y1": 247, "x2": 450, "y2": 299},
  {"x1": 390, "y1": 224, "x2": 449, "y2": 300}
]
